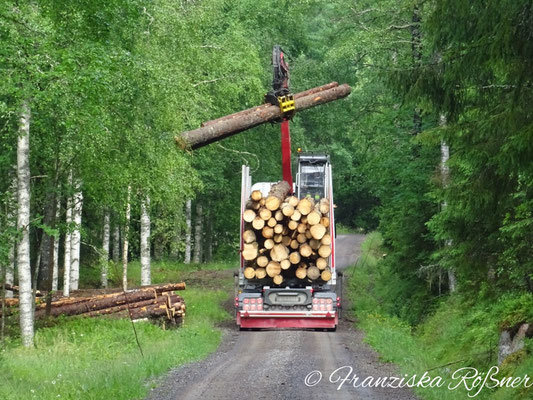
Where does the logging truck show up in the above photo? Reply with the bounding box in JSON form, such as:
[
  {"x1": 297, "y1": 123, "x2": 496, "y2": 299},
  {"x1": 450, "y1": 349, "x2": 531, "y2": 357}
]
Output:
[
  {"x1": 174, "y1": 46, "x2": 350, "y2": 330},
  {"x1": 236, "y1": 152, "x2": 340, "y2": 330}
]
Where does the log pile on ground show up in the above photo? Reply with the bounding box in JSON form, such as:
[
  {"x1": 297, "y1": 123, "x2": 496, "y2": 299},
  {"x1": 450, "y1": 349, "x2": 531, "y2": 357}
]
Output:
[
  {"x1": 241, "y1": 182, "x2": 333, "y2": 285},
  {"x1": 1, "y1": 283, "x2": 186, "y2": 325}
]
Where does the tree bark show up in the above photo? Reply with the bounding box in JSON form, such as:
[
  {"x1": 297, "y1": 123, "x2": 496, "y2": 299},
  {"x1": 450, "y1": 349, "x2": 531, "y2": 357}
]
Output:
[
  {"x1": 184, "y1": 199, "x2": 192, "y2": 264},
  {"x1": 176, "y1": 83, "x2": 351, "y2": 149},
  {"x1": 122, "y1": 186, "x2": 131, "y2": 290},
  {"x1": 112, "y1": 223, "x2": 120, "y2": 263},
  {"x1": 140, "y1": 196, "x2": 151, "y2": 286},
  {"x1": 192, "y1": 202, "x2": 202, "y2": 263},
  {"x1": 439, "y1": 114, "x2": 456, "y2": 293},
  {"x1": 201, "y1": 82, "x2": 340, "y2": 128},
  {"x1": 5, "y1": 176, "x2": 16, "y2": 298},
  {"x1": 63, "y1": 180, "x2": 73, "y2": 297},
  {"x1": 101, "y1": 211, "x2": 110, "y2": 288},
  {"x1": 34, "y1": 289, "x2": 184, "y2": 318},
  {"x1": 265, "y1": 181, "x2": 291, "y2": 211},
  {"x1": 52, "y1": 197, "x2": 60, "y2": 291},
  {"x1": 38, "y1": 191, "x2": 57, "y2": 290},
  {"x1": 17, "y1": 101, "x2": 34, "y2": 347},
  {"x1": 411, "y1": 6, "x2": 422, "y2": 135},
  {"x1": 69, "y1": 181, "x2": 83, "y2": 291},
  {"x1": 205, "y1": 214, "x2": 213, "y2": 263}
]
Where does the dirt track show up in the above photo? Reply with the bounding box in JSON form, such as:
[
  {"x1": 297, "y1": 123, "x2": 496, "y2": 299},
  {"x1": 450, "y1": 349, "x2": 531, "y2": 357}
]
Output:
[{"x1": 147, "y1": 234, "x2": 417, "y2": 400}]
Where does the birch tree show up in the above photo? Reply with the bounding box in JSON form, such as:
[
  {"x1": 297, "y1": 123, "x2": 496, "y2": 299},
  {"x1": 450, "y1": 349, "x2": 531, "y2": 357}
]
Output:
[
  {"x1": 192, "y1": 203, "x2": 203, "y2": 263},
  {"x1": 100, "y1": 211, "x2": 110, "y2": 288},
  {"x1": 17, "y1": 101, "x2": 33, "y2": 347},
  {"x1": 112, "y1": 224, "x2": 120, "y2": 263},
  {"x1": 52, "y1": 198, "x2": 60, "y2": 291},
  {"x1": 184, "y1": 199, "x2": 192, "y2": 264},
  {"x1": 4, "y1": 177, "x2": 17, "y2": 298},
  {"x1": 122, "y1": 187, "x2": 131, "y2": 290},
  {"x1": 140, "y1": 196, "x2": 151, "y2": 285},
  {"x1": 439, "y1": 115, "x2": 456, "y2": 293},
  {"x1": 63, "y1": 191, "x2": 73, "y2": 297},
  {"x1": 69, "y1": 182, "x2": 83, "y2": 291}
]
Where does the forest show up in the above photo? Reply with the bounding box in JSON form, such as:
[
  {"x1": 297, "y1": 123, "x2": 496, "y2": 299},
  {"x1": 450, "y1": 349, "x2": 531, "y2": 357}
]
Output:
[{"x1": 1, "y1": 0, "x2": 532, "y2": 399}]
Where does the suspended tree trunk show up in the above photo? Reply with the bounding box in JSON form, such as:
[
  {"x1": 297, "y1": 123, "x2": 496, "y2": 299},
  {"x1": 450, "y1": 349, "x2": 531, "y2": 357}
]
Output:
[
  {"x1": 69, "y1": 181, "x2": 83, "y2": 291},
  {"x1": 184, "y1": 199, "x2": 192, "y2": 264},
  {"x1": 140, "y1": 196, "x2": 151, "y2": 286},
  {"x1": 192, "y1": 202, "x2": 203, "y2": 263},
  {"x1": 63, "y1": 180, "x2": 73, "y2": 297},
  {"x1": 17, "y1": 101, "x2": 33, "y2": 347},
  {"x1": 176, "y1": 83, "x2": 351, "y2": 149},
  {"x1": 439, "y1": 114, "x2": 456, "y2": 293},
  {"x1": 52, "y1": 197, "x2": 60, "y2": 291},
  {"x1": 100, "y1": 211, "x2": 110, "y2": 288},
  {"x1": 122, "y1": 186, "x2": 131, "y2": 290},
  {"x1": 112, "y1": 223, "x2": 120, "y2": 263}
]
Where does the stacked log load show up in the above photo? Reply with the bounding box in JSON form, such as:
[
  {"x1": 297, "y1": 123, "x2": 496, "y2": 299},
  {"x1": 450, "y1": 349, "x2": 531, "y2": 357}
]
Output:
[
  {"x1": 241, "y1": 181, "x2": 333, "y2": 285},
  {"x1": 1, "y1": 283, "x2": 186, "y2": 325}
]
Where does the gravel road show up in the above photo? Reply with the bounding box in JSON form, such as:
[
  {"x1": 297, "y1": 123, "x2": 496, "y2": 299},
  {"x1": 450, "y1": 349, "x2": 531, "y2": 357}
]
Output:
[{"x1": 147, "y1": 234, "x2": 417, "y2": 400}]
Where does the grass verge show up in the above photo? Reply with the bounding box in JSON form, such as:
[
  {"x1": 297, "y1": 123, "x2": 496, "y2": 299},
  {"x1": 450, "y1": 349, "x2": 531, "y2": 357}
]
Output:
[{"x1": 347, "y1": 233, "x2": 533, "y2": 400}]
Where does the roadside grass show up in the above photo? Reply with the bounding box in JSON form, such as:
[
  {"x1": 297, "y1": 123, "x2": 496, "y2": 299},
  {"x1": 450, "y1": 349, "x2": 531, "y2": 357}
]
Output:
[
  {"x1": 335, "y1": 223, "x2": 364, "y2": 235},
  {"x1": 0, "y1": 261, "x2": 234, "y2": 400},
  {"x1": 347, "y1": 233, "x2": 533, "y2": 400}
]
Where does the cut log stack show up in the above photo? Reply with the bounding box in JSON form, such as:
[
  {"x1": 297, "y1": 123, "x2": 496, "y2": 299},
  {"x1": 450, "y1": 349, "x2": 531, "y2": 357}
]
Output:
[
  {"x1": 241, "y1": 181, "x2": 333, "y2": 285},
  {"x1": 1, "y1": 283, "x2": 186, "y2": 325}
]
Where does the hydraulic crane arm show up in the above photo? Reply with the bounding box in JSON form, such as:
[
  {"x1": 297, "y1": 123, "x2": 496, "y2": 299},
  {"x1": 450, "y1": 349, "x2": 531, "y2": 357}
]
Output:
[{"x1": 264, "y1": 45, "x2": 295, "y2": 192}]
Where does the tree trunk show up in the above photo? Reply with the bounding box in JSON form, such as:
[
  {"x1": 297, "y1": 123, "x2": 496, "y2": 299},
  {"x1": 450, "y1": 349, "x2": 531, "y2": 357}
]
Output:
[
  {"x1": 265, "y1": 181, "x2": 291, "y2": 211},
  {"x1": 38, "y1": 191, "x2": 57, "y2": 290},
  {"x1": 176, "y1": 83, "x2": 351, "y2": 149},
  {"x1": 205, "y1": 213, "x2": 213, "y2": 263},
  {"x1": 5, "y1": 176, "x2": 16, "y2": 298},
  {"x1": 184, "y1": 199, "x2": 192, "y2": 264},
  {"x1": 448, "y1": 266, "x2": 457, "y2": 293},
  {"x1": 5, "y1": 243, "x2": 15, "y2": 299},
  {"x1": 52, "y1": 197, "x2": 61, "y2": 291},
  {"x1": 34, "y1": 288, "x2": 184, "y2": 318},
  {"x1": 63, "y1": 183, "x2": 73, "y2": 297},
  {"x1": 140, "y1": 196, "x2": 151, "y2": 286},
  {"x1": 439, "y1": 114, "x2": 456, "y2": 293},
  {"x1": 122, "y1": 186, "x2": 131, "y2": 290},
  {"x1": 202, "y1": 82, "x2": 339, "y2": 128},
  {"x1": 411, "y1": 6, "x2": 422, "y2": 135},
  {"x1": 101, "y1": 211, "x2": 110, "y2": 288},
  {"x1": 112, "y1": 223, "x2": 120, "y2": 263},
  {"x1": 192, "y1": 202, "x2": 203, "y2": 263},
  {"x1": 17, "y1": 101, "x2": 34, "y2": 347},
  {"x1": 69, "y1": 181, "x2": 83, "y2": 291}
]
